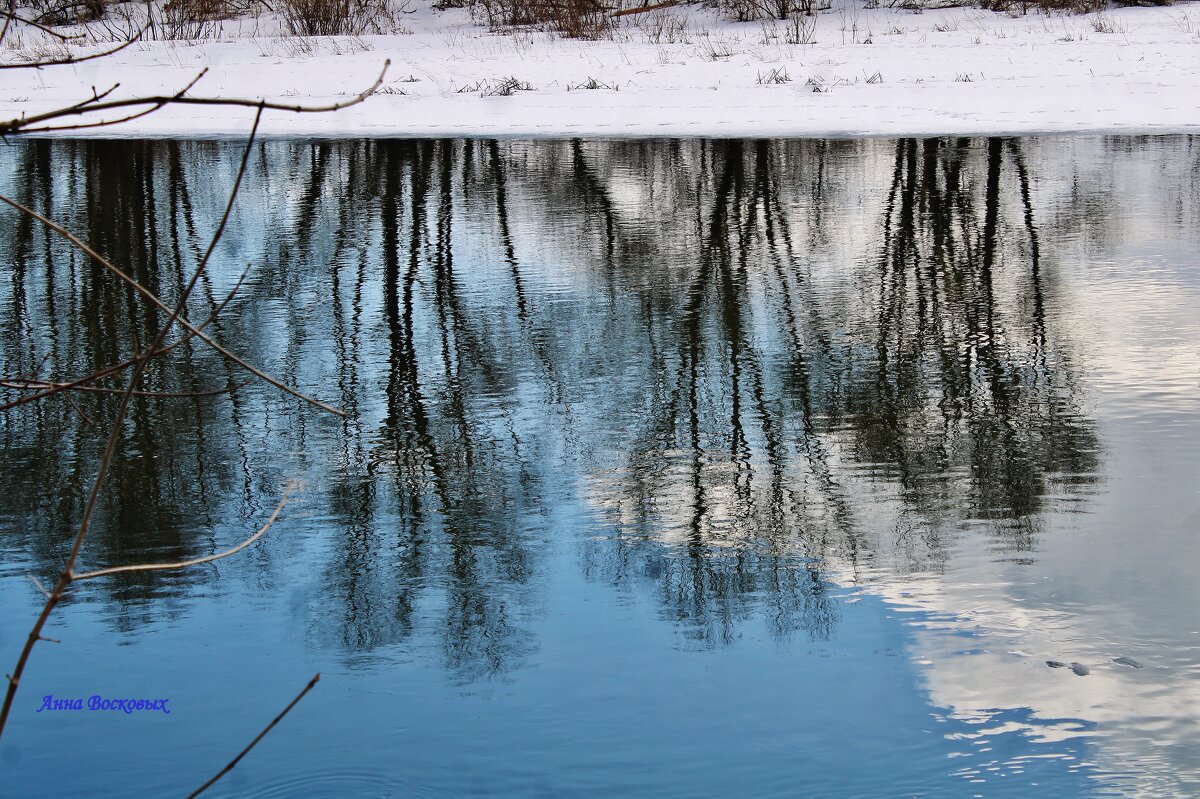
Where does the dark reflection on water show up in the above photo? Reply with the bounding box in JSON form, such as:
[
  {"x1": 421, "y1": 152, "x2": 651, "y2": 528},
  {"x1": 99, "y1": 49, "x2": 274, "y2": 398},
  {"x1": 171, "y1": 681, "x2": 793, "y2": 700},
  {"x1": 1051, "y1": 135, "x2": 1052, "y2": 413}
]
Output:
[
  {"x1": 2, "y1": 137, "x2": 1099, "y2": 640},
  {"x1": 1, "y1": 136, "x2": 1198, "y2": 797}
]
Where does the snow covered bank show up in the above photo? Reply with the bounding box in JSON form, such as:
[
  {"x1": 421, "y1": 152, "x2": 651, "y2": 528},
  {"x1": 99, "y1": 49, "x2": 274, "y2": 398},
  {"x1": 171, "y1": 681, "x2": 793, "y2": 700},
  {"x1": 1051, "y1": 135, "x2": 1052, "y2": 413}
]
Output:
[{"x1": 2, "y1": 2, "x2": 1199, "y2": 137}]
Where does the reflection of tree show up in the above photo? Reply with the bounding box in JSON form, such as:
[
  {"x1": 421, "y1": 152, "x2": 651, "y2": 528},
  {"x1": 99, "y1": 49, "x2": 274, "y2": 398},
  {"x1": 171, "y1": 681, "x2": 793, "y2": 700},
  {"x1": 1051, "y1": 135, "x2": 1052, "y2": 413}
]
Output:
[
  {"x1": 852, "y1": 138, "x2": 1100, "y2": 545},
  {"x1": 575, "y1": 140, "x2": 851, "y2": 644},
  {"x1": 568, "y1": 138, "x2": 1100, "y2": 638},
  {"x1": 0, "y1": 139, "x2": 249, "y2": 616},
  {"x1": 1, "y1": 136, "x2": 1106, "y2": 672},
  {"x1": 287, "y1": 141, "x2": 545, "y2": 679}
]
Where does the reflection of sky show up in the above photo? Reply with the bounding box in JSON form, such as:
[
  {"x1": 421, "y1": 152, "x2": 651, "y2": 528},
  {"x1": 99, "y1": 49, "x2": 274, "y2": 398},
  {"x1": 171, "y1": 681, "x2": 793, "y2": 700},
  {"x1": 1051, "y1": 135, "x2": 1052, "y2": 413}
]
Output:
[
  {"x1": 831, "y1": 142, "x2": 1200, "y2": 796},
  {"x1": 899, "y1": 420, "x2": 1200, "y2": 795}
]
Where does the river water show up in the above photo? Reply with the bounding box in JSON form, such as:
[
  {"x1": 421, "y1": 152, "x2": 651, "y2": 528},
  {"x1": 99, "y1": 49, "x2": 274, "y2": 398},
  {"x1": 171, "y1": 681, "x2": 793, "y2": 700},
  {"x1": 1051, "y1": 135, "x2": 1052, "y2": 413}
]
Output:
[{"x1": 1, "y1": 136, "x2": 1198, "y2": 797}]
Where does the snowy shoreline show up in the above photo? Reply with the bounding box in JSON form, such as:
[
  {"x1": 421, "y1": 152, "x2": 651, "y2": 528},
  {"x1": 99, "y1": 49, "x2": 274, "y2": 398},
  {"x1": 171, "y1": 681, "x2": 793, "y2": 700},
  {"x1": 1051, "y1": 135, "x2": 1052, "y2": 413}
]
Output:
[{"x1": 3, "y1": 2, "x2": 1199, "y2": 138}]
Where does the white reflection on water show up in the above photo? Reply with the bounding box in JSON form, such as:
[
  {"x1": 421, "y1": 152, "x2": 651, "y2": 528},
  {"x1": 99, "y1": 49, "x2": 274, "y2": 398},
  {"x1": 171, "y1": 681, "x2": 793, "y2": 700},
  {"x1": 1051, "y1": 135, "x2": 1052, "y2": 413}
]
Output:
[{"x1": 832, "y1": 181, "x2": 1200, "y2": 796}]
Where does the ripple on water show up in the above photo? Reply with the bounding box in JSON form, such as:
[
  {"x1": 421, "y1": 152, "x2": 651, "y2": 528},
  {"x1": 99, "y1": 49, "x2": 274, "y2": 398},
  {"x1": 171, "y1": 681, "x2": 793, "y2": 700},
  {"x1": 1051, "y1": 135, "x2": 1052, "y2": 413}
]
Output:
[{"x1": 238, "y1": 770, "x2": 424, "y2": 799}]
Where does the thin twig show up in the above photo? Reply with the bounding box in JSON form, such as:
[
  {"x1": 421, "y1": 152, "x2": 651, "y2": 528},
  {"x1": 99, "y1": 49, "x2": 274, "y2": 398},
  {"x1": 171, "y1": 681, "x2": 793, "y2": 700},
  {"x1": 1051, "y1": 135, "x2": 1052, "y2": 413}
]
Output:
[
  {"x1": 13, "y1": 350, "x2": 53, "y2": 384},
  {"x1": 185, "y1": 673, "x2": 321, "y2": 799},
  {"x1": 194, "y1": 105, "x2": 261, "y2": 287},
  {"x1": 0, "y1": 265, "x2": 252, "y2": 413},
  {"x1": 1, "y1": 379, "x2": 245, "y2": 399},
  {"x1": 0, "y1": 195, "x2": 346, "y2": 416},
  {"x1": 0, "y1": 328, "x2": 154, "y2": 737},
  {"x1": 0, "y1": 31, "x2": 375, "y2": 771},
  {"x1": 73, "y1": 484, "x2": 292, "y2": 580},
  {"x1": 0, "y1": 25, "x2": 146, "y2": 70},
  {"x1": 59, "y1": 83, "x2": 124, "y2": 114},
  {"x1": 13, "y1": 70, "x2": 208, "y2": 134},
  {"x1": 0, "y1": 108, "x2": 272, "y2": 741},
  {"x1": 60, "y1": 389, "x2": 95, "y2": 425},
  {"x1": 0, "y1": 9, "x2": 85, "y2": 40},
  {"x1": 0, "y1": 0, "x2": 13, "y2": 48},
  {"x1": 2, "y1": 59, "x2": 390, "y2": 134},
  {"x1": 25, "y1": 574, "x2": 50, "y2": 599}
]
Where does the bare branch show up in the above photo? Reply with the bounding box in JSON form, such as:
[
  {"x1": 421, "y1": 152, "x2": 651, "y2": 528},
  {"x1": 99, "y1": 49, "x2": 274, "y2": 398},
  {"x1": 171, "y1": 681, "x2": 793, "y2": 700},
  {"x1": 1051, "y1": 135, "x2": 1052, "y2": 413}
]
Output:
[
  {"x1": 60, "y1": 390, "x2": 95, "y2": 425},
  {"x1": 25, "y1": 574, "x2": 50, "y2": 599},
  {"x1": 59, "y1": 83, "x2": 124, "y2": 114},
  {"x1": 0, "y1": 333, "x2": 156, "y2": 738},
  {"x1": 10, "y1": 350, "x2": 53, "y2": 385},
  {"x1": 0, "y1": 264, "x2": 252, "y2": 413},
  {"x1": 0, "y1": 25, "x2": 146, "y2": 71},
  {"x1": 0, "y1": 195, "x2": 346, "y2": 416},
  {"x1": 1, "y1": 378, "x2": 245, "y2": 399},
  {"x1": 0, "y1": 9, "x2": 85, "y2": 40},
  {"x1": 185, "y1": 673, "x2": 321, "y2": 799},
  {"x1": 1, "y1": 109, "x2": 292, "y2": 741},
  {"x1": 12, "y1": 70, "x2": 208, "y2": 135},
  {"x1": 0, "y1": 22, "x2": 378, "y2": 775},
  {"x1": 73, "y1": 484, "x2": 293, "y2": 580},
  {"x1": 195, "y1": 104, "x2": 261, "y2": 287},
  {"x1": 2, "y1": 59, "x2": 390, "y2": 135}
]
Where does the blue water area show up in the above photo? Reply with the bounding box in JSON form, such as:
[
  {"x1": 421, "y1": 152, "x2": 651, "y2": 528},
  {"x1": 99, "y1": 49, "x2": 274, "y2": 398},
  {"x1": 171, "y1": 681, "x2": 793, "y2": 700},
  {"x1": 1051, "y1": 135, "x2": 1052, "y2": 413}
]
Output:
[{"x1": 0, "y1": 545, "x2": 1102, "y2": 798}]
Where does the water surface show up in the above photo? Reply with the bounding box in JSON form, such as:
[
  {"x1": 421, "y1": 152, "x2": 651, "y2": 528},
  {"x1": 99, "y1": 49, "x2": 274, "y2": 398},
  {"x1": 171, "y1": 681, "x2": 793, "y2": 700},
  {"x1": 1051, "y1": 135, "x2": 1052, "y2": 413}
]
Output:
[{"x1": 1, "y1": 136, "x2": 1199, "y2": 797}]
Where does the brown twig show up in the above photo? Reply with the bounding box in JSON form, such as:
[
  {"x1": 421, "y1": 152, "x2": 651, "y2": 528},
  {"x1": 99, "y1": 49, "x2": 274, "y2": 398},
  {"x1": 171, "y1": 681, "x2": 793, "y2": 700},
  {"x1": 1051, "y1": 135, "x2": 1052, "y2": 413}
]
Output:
[
  {"x1": 11, "y1": 350, "x2": 53, "y2": 385},
  {"x1": 0, "y1": 0, "x2": 14, "y2": 48},
  {"x1": 0, "y1": 336, "x2": 158, "y2": 737},
  {"x1": 60, "y1": 389, "x2": 95, "y2": 425},
  {"x1": 185, "y1": 673, "x2": 321, "y2": 799},
  {"x1": 2, "y1": 59, "x2": 390, "y2": 134},
  {"x1": 0, "y1": 25, "x2": 374, "y2": 779},
  {"x1": 0, "y1": 9, "x2": 85, "y2": 40},
  {"x1": 25, "y1": 574, "x2": 50, "y2": 599},
  {"x1": 0, "y1": 195, "x2": 346, "y2": 416},
  {"x1": 0, "y1": 265, "x2": 252, "y2": 413},
  {"x1": 122, "y1": 99, "x2": 265, "y2": 362},
  {"x1": 73, "y1": 485, "x2": 292, "y2": 580},
  {"x1": 13, "y1": 70, "x2": 208, "y2": 134},
  {"x1": 0, "y1": 106, "x2": 274, "y2": 741},
  {"x1": 0, "y1": 25, "x2": 146, "y2": 70},
  {"x1": 57, "y1": 82, "x2": 123, "y2": 113},
  {"x1": 1, "y1": 378, "x2": 245, "y2": 399}
]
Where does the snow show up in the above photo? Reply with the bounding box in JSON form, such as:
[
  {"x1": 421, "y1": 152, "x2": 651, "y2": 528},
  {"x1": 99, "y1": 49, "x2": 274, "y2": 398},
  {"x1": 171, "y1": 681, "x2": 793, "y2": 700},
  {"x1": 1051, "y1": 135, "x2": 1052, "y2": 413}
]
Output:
[{"x1": 2, "y1": 2, "x2": 1199, "y2": 137}]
